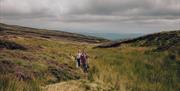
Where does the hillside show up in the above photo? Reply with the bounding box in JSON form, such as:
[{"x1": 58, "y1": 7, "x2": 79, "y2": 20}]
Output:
[
  {"x1": 0, "y1": 23, "x2": 108, "y2": 91},
  {"x1": 0, "y1": 23, "x2": 109, "y2": 43},
  {"x1": 95, "y1": 30, "x2": 180, "y2": 52},
  {"x1": 0, "y1": 23, "x2": 179, "y2": 91}
]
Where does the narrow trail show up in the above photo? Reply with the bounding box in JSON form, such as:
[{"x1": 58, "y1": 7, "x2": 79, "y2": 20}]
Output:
[
  {"x1": 43, "y1": 54, "x2": 95, "y2": 91},
  {"x1": 43, "y1": 72, "x2": 104, "y2": 91},
  {"x1": 43, "y1": 60, "x2": 110, "y2": 91},
  {"x1": 43, "y1": 79, "x2": 110, "y2": 91},
  {"x1": 43, "y1": 80, "x2": 85, "y2": 91}
]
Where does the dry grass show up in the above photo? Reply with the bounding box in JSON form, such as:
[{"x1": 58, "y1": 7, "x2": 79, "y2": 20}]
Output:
[{"x1": 0, "y1": 36, "x2": 179, "y2": 91}]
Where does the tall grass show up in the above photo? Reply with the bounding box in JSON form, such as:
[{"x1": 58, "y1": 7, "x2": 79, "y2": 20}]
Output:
[
  {"x1": 1, "y1": 37, "x2": 179, "y2": 91},
  {"x1": 88, "y1": 46, "x2": 180, "y2": 91},
  {"x1": 0, "y1": 74, "x2": 41, "y2": 91}
]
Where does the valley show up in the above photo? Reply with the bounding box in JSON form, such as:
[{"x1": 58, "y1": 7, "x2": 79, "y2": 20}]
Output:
[{"x1": 0, "y1": 23, "x2": 179, "y2": 91}]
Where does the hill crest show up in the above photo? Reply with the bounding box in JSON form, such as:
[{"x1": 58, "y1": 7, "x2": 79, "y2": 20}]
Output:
[{"x1": 0, "y1": 23, "x2": 109, "y2": 43}]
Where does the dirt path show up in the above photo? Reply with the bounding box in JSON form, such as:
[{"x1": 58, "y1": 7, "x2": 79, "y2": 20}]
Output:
[{"x1": 43, "y1": 80, "x2": 110, "y2": 91}]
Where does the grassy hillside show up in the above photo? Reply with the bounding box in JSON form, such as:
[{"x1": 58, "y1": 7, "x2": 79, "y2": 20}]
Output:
[
  {"x1": 0, "y1": 23, "x2": 109, "y2": 43},
  {"x1": 95, "y1": 30, "x2": 180, "y2": 50},
  {"x1": 0, "y1": 23, "x2": 179, "y2": 91}
]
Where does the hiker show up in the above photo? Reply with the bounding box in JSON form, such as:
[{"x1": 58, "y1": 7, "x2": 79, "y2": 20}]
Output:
[
  {"x1": 76, "y1": 50, "x2": 81, "y2": 68},
  {"x1": 80, "y1": 49, "x2": 88, "y2": 73}
]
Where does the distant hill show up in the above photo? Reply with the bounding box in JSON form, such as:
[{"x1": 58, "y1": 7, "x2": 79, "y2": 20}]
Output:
[
  {"x1": 81, "y1": 32, "x2": 143, "y2": 40},
  {"x1": 95, "y1": 30, "x2": 180, "y2": 51},
  {"x1": 0, "y1": 23, "x2": 109, "y2": 43}
]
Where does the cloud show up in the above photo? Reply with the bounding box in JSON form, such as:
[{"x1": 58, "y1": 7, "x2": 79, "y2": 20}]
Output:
[
  {"x1": 0, "y1": 0, "x2": 179, "y2": 33},
  {"x1": 0, "y1": 0, "x2": 89, "y2": 17}
]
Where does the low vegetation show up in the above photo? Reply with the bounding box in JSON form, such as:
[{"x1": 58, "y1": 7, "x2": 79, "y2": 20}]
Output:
[
  {"x1": 0, "y1": 23, "x2": 179, "y2": 91},
  {"x1": 0, "y1": 23, "x2": 109, "y2": 43},
  {"x1": 96, "y1": 30, "x2": 180, "y2": 51},
  {"x1": 0, "y1": 39, "x2": 27, "y2": 50},
  {"x1": 88, "y1": 46, "x2": 179, "y2": 91}
]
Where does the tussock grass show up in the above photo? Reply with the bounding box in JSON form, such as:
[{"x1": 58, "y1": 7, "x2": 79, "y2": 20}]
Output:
[
  {"x1": 0, "y1": 74, "x2": 41, "y2": 91},
  {"x1": 0, "y1": 36, "x2": 179, "y2": 91},
  {"x1": 87, "y1": 46, "x2": 179, "y2": 91},
  {"x1": 0, "y1": 37, "x2": 88, "y2": 90},
  {"x1": 0, "y1": 39, "x2": 27, "y2": 50}
]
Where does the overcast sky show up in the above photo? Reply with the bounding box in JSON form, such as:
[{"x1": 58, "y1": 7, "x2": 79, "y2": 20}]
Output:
[{"x1": 0, "y1": 0, "x2": 180, "y2": 33}]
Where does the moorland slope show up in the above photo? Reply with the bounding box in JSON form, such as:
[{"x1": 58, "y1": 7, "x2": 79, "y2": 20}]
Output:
[{"x1": 0, "y1": 23, "x2": 179, "y2": 91}]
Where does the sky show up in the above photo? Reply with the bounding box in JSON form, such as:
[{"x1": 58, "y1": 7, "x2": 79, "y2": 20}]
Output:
[{"x1": 0, "y1": 0, "x2": 180, "y2": 34}]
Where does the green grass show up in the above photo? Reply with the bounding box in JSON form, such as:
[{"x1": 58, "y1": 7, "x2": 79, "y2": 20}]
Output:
[
  {"x1": 0, "y1": 36, "x2": 179, "y2": 91},
  {"x1": 0, "y1": 37, "x2": 84, "y2": 91},
  {"x1": 0, "y1": 74, "x2": 41, "y2": 91},
  {"x1": 87, "y1": 46, "x2": 179, "y2": 91}
]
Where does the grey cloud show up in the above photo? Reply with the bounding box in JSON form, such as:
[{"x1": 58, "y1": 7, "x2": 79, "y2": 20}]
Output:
[
  {"x1": 68, "y1": 0, "x2": 180, "y2": 16},
  {"x1": 0, "y1": 0, "x2": 179, "y2": 33}
]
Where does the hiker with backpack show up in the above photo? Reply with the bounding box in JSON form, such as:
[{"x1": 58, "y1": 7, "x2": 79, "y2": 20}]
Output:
[{"x1": 80, "y1": 49, "x2": 88, "y2": 73}]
